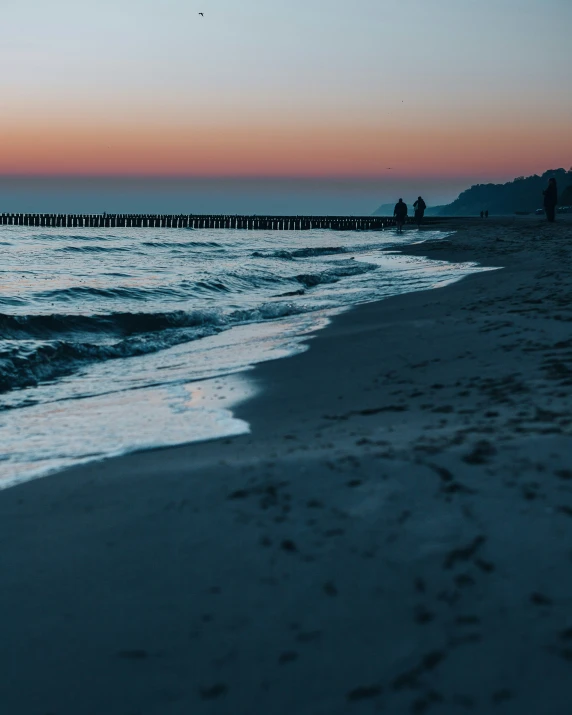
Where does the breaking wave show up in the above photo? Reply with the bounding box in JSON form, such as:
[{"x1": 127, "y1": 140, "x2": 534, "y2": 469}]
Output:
[{"x1": 0, "y1": 302, "x2": 310, "y2": 393}]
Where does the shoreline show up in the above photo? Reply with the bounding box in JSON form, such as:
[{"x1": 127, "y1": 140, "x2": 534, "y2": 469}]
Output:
[
  {"x1": 0, "y1": 224, "x2": 483, "y2": 488},
  {"x1": 1, "y1": 217, "x2": 572, "y2": 714}
]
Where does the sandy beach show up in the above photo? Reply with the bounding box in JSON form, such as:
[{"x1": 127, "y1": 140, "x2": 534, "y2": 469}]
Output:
[{"x1": 1, "y1": 217, "x2": 572, "y2": 715}]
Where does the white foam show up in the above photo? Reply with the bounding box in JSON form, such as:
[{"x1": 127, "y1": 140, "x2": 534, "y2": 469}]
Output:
[
  {"x1": 0, "y1": 310, "x2": 334, "y2": 488},
  {"x1": 0, "y1": 373, "x2": 253, "y2": 489}
]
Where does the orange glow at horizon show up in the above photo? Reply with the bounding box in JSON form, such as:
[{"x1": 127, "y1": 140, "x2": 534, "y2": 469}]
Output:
[{"x1": 2, "y1": 115, "x2": 571, "y2": 180}]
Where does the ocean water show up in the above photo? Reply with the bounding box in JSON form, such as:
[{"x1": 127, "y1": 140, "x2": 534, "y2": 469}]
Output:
[{"x1": 0, "y1": 226, "x2": 487, "y2": 487}]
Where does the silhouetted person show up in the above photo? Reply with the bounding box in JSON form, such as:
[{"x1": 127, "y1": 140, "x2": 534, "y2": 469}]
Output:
[
  {"x1": 485, "y1": 210, "x2": 489, "y2": 218},
  {"x1": 480, "y1": 210, "x2": 484, "y2": 219},
  {"x1": 543, "y1": 177, "x2": 558, "y2": 222},
  {"x1": 413, "y1": 196, "x2": 426, "y2": 227},
  {"x1": 394, "y1": 198, "x2": 408, "y2": 233}
]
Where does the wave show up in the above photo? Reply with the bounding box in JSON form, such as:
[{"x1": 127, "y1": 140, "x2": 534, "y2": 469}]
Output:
[
  {"x1": 33, "y1": 285, "x2": 188, "y2": 302},
  {"x1": 194, "y1": 271, "x2": 290, "y2": 295},
  {"x1": 0, "y1": 326, "x2": 221, "y2": 394},
  {"x1": 1, "y1": 260, "x2": 376, "y2": 340},
  {"x1": 227, "y1": 301, "x2": 310, "y2": 324},
  {"x1": 253, "y1": 241, "x2": 404, "y2": 261},
  {"x1": 34, "y1": 233, "x2": 116, "y2": 241},
  {"x1": 295, "y1": 261, "x2": 378, "y2": 288},
  {"x1": 253, "y1": 246, "x2": 349, "y2": 260},
  {"x1": 0, "y1": 301, "x2": 312, "y2": 393},
  {"x1": 55, "y1": 245, "x2": 135, "y2": 254},
  {"x1": 19, "y1": 258, "x2": 375, "y2": 308},
  {"x1": 0, "y1": 309, "x2": 226, "y2": 340},
  {"x1": 192, "y1": 280, "x2": 232, "y2": 294},
  {"x1": 32, "y1": 271, "x2": 285, "y2": 303},
  {"x1": 0, "y1": 297, "x2": 28, "y2": 307},
  {"x1": 141, "y1": 240, "x2": 221, "y2": 248}
]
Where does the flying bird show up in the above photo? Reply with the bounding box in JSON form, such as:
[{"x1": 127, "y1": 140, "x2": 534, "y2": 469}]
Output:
[{"x1": 199, "y1": 12, "x2": 204, "y2": 16}]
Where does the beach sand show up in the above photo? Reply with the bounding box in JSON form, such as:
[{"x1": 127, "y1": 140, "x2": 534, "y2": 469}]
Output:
[{"x1": 1, "y1": 217, "x2": 572, "y2": 714}]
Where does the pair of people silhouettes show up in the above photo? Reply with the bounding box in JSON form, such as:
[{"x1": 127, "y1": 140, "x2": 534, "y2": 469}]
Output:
[{"x1": 393, "y1": 196, "x2": 426, "y2": 232}]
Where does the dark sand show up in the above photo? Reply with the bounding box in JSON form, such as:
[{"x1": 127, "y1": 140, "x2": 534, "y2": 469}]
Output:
[{"x1": 1, "y1": 217, "x2": 572, "y2": 714}]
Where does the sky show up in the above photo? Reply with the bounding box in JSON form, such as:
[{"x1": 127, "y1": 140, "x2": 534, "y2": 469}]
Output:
[{"x1": 2, "y1": 0, "x2": 571, "y2": 212}]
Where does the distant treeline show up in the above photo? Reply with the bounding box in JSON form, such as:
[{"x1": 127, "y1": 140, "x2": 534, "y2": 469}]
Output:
[
  {"x1": 373, "y1": 168, "x2": 572, "y2": 217},
  {"x1": 438, "y1": 168, "x2": 572, "y2": 216}
]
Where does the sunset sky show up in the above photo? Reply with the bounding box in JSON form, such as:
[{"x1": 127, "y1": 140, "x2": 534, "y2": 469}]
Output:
[{"x1": 2, "y1": 0, "x2": 571, "y2": 211}]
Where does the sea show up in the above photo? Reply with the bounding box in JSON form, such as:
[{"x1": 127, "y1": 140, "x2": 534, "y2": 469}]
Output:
[{"x1": 0, "y1": 225, "x2": 487, "y2": 487}]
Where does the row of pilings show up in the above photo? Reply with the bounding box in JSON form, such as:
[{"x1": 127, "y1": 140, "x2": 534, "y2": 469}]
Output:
[{"x1": 0, "y1": 214, "x2": 452, "y2": 230}]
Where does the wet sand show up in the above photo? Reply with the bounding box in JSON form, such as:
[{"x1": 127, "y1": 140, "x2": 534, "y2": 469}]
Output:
[{"x1": 1, "y1": 217, "x2": 572, "y2": 714}]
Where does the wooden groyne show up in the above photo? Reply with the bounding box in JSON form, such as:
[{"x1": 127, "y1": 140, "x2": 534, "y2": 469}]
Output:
[{"x1": 0, "y1": 213, "x2": 455, "y2": 230}]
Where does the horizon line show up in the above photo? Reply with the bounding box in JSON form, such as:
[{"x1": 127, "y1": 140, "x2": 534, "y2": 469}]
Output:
[{"x1": 0, "y1": 169, "x2": 566, "y2": 182}]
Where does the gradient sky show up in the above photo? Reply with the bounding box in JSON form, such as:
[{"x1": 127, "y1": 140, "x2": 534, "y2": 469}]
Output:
[{"x1": 2, "y1": 0, "x2": 571, "y2": 209}]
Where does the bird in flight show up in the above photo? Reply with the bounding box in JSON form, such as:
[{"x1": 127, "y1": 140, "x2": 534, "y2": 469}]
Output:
[{"x1": 199, "y1": 12, "x2": 204, "y2": 16}]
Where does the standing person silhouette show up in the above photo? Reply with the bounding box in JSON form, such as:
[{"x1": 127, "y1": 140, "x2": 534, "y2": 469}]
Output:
[
  {"x1": 543, "y1": 177, "x2": 558, "y2": 222},
  {"x1": 413, "y1": 196, "x2": 426, "y2": 227},
  {"x1": 394, "y1": 198, "x2": 408, "y2": 233}
]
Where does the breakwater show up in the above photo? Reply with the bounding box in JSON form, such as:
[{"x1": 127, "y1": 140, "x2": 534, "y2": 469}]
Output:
[{"x1": 0, "y1": 213, "x2": 455, "y2": 230}]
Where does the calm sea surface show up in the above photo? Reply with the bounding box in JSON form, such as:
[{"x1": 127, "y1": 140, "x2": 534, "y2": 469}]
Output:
[{"x1": 0, "y1": 226, "x2": 487, "y2": 486}]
